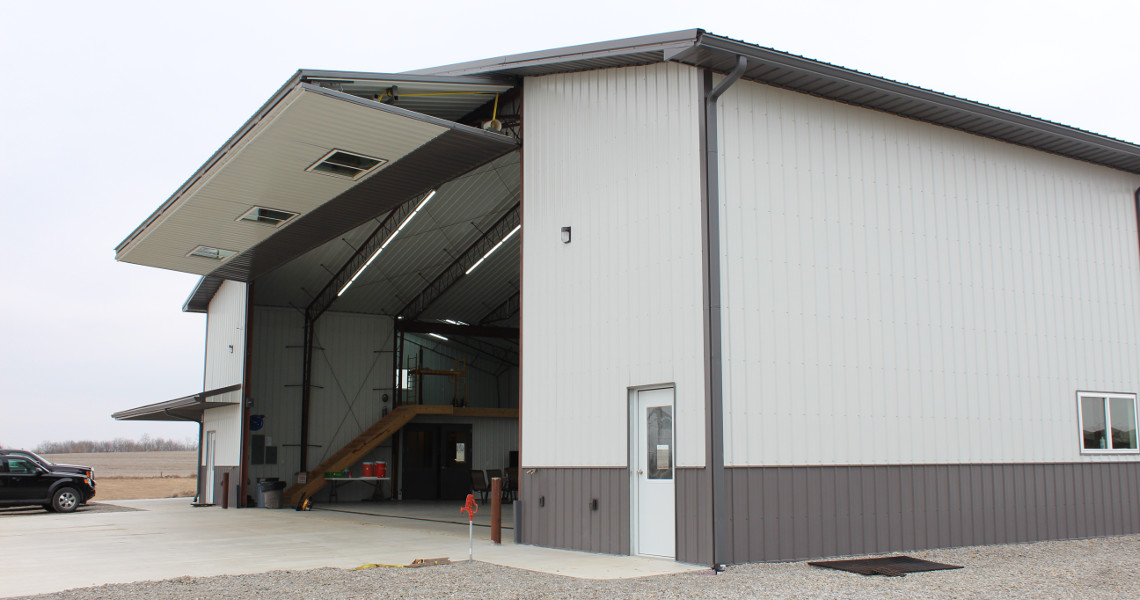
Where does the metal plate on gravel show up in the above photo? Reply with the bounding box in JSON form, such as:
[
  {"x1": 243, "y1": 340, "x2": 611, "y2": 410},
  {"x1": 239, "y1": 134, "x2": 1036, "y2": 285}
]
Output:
[{"x1": 808, "y1": 555, "x2": 963, "y2": 577}]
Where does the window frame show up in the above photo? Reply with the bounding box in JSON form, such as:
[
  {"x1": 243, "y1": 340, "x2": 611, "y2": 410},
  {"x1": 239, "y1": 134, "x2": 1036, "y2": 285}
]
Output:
[{"x1": 1077, "y1": 391, "x2": 1139, "y2": 455}]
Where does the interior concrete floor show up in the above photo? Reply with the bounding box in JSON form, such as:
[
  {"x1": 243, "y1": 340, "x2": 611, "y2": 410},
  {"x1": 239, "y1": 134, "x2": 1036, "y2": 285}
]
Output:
[{"x1": 0, "y1": 498, "x2": 702, "y2": 598}]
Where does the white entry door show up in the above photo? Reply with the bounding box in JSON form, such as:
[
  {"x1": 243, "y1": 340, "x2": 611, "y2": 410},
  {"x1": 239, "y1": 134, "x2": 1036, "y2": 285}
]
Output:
[
  {"x1": 205, "y1": 431, "x2": 216, "y2": 504},
  {"x1": 631, "y1": 387, "x2": 675, "y2": 558}
]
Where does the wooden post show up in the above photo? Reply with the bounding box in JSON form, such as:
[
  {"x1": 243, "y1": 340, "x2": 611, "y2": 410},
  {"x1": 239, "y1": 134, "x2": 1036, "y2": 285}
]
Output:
[{"x1": 491, "y1": 477, "x2": 502, "y2": 544}]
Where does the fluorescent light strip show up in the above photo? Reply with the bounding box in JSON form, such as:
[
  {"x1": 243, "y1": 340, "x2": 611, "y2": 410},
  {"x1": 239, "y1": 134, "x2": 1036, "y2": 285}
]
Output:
[
  {"x1": 428, "y1": 333, "x2": 449, "y2": 341},
  {"x1": 337, "y1": 191, "x2": 437, "y2": 297},
  {"x1": 465, "y1": 225, "x2": 520, "y2": 275}
]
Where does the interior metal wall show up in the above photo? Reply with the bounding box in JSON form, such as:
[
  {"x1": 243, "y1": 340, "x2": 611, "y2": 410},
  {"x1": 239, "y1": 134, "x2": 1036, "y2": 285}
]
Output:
[
  {"x1": 247, "y1": 307, "x2": 396, "y2": 485},
  {"x1": 521, "y1": 62, "x2": 705, "y2": 467},
  {"x1": 402, "y1": 335, "x2": 517, "y2": 408},
  {"x1": 202, "y1": 280, "x2": 247, "y2": 467},
  {"x1": 716, "y1": 77, "x2": 1140, "y2": 466},
  {"x1": 414, "y1": 415, "x2": 518, "y2": 471}
]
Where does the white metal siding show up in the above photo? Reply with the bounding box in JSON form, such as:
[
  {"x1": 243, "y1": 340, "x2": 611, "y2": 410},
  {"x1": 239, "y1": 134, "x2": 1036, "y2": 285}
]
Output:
[
  {"x1": 521, "y1": 63, "x2": 705, "y2": 467},
  {"x1": 203, "y1": 280, "x2": 247, "y2": 466},
  {"x1": 717, "y1": 78, "x2": 1140, "y2": 466}
]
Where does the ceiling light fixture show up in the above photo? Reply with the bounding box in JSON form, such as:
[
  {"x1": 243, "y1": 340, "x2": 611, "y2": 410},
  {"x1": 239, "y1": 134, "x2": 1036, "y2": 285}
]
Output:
[
  {"x1": 337, "y1": 190, "x2": 437, "y2": 297},
  {"x1": 428, "y1": 333, "x2": 449, "y2": 341},
  {"x1": 465, "y1": 224, "x2": 520, "y2": 275}
]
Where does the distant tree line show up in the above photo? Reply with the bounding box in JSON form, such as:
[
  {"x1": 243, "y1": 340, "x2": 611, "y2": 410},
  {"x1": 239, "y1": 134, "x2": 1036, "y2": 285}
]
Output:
[{"x1": 34, "y1": 434, "x2": 197, "y2": 454}]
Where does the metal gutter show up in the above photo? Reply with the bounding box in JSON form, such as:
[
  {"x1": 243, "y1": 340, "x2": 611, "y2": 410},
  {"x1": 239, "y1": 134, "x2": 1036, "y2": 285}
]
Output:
[
  {"x1": 702, "y1": 55, "x2": 748, "y2": 570},
  {"x1": 679, "y1": 32, "x2": 1140, "y2": 173},
  {"x1": 183, "y1": 275, "x2": 225, "y2": 313},
  {"x1": 111, "y1": 384, "x2": 242, "y2": 420},
  {"x1": 404, "y1": 29, "x2": 702, "y2": 76}
]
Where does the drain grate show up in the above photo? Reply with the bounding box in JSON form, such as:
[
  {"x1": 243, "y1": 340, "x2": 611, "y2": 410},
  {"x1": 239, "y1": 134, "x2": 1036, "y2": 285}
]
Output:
[{"x1": 808, "y1": 555, "x2": 963, "y2": 577}]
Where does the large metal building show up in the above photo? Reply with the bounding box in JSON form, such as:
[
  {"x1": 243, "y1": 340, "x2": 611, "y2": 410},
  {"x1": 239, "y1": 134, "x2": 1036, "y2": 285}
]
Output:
[{"x1": 113, "y1": 29, "x2": 1140, "y2": 567}]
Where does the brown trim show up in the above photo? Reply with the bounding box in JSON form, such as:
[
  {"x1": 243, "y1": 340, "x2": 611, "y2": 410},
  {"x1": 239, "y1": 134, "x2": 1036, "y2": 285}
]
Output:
[
  {"x1": 722, "y1": 462, "x2": 1140, "y2": 564},
  {"x1": 518, "y1": 467, "x2": 629, "y2": 555},
  {"x1": 239, "y1": 282, "x2": 255, "y2": 507}
]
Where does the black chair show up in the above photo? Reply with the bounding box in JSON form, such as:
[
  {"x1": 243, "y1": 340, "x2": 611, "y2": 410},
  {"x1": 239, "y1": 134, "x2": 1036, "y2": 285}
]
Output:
[
  {"x1": 486, "y1": 469, "x2": 512, "y2": 502},
  {"x1": 470, "y1": 469, "x2": 489, "y2": 503}
]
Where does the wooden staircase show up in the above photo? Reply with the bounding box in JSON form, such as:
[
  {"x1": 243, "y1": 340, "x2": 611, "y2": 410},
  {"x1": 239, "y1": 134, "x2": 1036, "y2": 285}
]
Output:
[{"x1": 283, "y1": 405, "x2": 517, "y2": 505}]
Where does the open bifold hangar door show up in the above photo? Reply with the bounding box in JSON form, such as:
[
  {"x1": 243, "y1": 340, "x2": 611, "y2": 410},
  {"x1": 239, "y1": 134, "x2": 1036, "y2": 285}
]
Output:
[{"x1": 115, "y1": 73, "x2": 519, "y2": 282}]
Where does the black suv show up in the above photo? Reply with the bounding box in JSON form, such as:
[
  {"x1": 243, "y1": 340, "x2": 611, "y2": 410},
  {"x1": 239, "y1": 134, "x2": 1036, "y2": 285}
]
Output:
[{"x1": 0, "y1": 453, "x2": 96, "y2": 513}]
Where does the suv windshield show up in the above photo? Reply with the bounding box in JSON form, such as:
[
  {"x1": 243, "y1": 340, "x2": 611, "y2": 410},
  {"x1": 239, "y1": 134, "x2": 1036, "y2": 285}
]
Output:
[{"x1": 10, "y1": 450, "x2": 55, "y2": 469}]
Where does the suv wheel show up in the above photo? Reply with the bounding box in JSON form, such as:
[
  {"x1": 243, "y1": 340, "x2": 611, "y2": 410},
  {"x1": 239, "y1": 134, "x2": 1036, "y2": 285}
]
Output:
[{"x1": 51, "y1": 487, "x2": 80, "y2": 513}]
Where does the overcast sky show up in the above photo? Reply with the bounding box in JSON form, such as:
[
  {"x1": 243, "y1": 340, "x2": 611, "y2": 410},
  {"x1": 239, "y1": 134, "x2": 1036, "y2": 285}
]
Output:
[{"x1": 1, "y1": 0, "x2": 1137, "y2": 450}]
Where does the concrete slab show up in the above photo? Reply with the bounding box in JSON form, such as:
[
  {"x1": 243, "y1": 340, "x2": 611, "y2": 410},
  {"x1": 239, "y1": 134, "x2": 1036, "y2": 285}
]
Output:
[{"x1": 0, "y1": 499, "x2": 704, "y2": 598}]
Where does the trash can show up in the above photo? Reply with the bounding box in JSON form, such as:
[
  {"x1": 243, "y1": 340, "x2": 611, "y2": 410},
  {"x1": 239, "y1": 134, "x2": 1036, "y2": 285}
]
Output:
[
  {"x1": 259, "y1": 479, "x2": 286, "y2": 509},
  {"x1": 256, "y1": 477, "x2": 281, "y2": 508}
]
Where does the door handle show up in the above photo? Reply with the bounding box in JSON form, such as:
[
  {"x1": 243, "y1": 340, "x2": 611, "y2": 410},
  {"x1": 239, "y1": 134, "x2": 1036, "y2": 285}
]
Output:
[{"x1": 636, "y1": 469, "x2": 644, "y2": 475}]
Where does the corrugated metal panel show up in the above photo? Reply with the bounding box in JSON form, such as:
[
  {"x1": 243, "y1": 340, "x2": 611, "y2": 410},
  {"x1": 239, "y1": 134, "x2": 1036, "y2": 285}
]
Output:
[
  {"x1": 676, "y1": 467, "x2": 713, "y2": 565},
  {"x1": 724, "y1": 463, "x2": 1140, "y2": 563},
  {"x1": 250, "y1": 152, "x2": 521, "y2": 321},
  {"x1": 249, "y1": 307, "x2": 305, "y2": 483},
  {"x1": 204, "y1": 280, "x2": 247, "y2": 392},
  {"x1": 717, "y1": 78, "x2": 1140, "y2": 467},
  {"x1": 412, "y1": 29, "x2": 1140, "y2": 174},
  {"x1": 402, "y1": 335, "x2": 517, "y2": 409},
  {"x1": 334, "y1": 152, "x2": 521, "y2": 316},
  {"x1": 419, "y1": 233, "x2": 520, "y2": 323},
  {"x1": 250, "y1": 218, "x2": 379, "y2": 311},
  {"x1": 203, "y1": 405, "x2": 242, "y2": 467},
  {"x1": 202, "y1": 280, "x2": 247, "y2": 467},
  {"x1": 117, "y1": 86, "x2": 450, "y2": 274},
  {"x1": 247, "y1": 307, "x2": 398, "y2": 483},
  {"x1": 306, "y1": 312, "x2": 395, "y2": 471},
  {"x1": 521, "y1": 63, "x2": 706, "y2": 467},
  {"x1": 518, "y1": 467, "x2": 629, "y2": 555}
]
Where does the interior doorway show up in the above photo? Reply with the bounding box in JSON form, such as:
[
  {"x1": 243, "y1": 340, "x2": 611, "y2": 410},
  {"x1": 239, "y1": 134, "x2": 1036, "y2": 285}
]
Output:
[{"x1": 401, "y1": 424, "x2": 472, "y2": 500}]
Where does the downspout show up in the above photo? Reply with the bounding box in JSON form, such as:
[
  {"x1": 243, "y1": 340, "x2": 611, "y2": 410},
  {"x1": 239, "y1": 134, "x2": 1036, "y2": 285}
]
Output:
[
  {"x1": 702, "y1": 54, "x2": 748, "y2": 570},
  {"x1": 1135, "y1": 187, "x2": 1140, "y2": 268}
]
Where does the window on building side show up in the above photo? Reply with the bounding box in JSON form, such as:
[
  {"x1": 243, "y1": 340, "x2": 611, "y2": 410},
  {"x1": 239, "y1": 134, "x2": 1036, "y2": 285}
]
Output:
[{"x1": 1078, "y1": 392, "x2": 1139, "y2": 453}]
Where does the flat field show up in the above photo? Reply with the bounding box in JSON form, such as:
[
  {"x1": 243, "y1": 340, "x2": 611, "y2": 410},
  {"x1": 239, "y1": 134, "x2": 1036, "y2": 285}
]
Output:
[{"x1": 42, "y1": 451, "x2": 198, "y2": 500}]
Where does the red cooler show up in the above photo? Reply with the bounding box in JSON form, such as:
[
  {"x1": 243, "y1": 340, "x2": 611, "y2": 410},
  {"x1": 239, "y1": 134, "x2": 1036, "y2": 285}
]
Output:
[
  {"x1": 362, "y1": 462, "x2": 374, "y2": 477},
  {"x1": 376, "y1": 461, "x2": 387, "y2": 477}
]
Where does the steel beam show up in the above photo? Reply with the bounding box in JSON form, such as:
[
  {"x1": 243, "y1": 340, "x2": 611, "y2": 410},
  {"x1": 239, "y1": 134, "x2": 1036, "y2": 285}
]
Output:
[
  {"x1": 398, "y1": 203, "x2": 520, "y2": 319},
  {"x1": 480, "y1": 291, "x2": 520, "y2": 325},
  {"x1": 305, "y1": 194, "x2": 426, "y2": 323},
  {"x1": 397, "y1": 319, "x2": 519, "y2": 340}
]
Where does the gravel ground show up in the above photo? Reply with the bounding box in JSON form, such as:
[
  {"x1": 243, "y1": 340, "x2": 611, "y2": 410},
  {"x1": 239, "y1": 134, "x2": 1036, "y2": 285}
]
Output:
[{"x1": 13, "y1": 534, "x2": 1139, "y2": 599}]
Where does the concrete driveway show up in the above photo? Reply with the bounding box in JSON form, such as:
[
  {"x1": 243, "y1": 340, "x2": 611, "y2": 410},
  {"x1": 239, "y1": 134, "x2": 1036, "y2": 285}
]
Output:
[{"x1": 0, "y1": 499, "x2": 701, "y2": 598}]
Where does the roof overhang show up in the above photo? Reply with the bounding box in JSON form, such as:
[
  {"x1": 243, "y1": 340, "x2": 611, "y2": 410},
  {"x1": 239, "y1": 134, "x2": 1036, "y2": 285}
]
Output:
[
  {"x1": 112, "y1": 384, "x2": 242, "y2": 422},
  {"x1": 414, "y1": 29, "x2": 1140, "y2": 174},
  {"x1": 117, "y1": 78, "x2": 518, "y2": 282}
]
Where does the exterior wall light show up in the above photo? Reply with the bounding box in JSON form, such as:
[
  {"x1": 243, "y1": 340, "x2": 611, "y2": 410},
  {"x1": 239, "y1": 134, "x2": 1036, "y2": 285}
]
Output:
[{"x1": 561, "y1": 226, "x2": 571, "y2": 244}]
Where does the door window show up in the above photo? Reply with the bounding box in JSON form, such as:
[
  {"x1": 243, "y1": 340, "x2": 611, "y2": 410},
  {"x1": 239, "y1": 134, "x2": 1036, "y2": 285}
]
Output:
[{"x1": 646, "y1": 406, "x2": 673, "y2": 480}]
